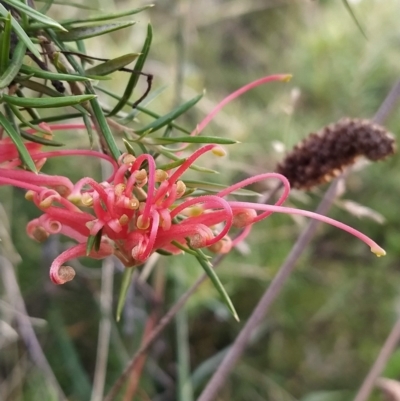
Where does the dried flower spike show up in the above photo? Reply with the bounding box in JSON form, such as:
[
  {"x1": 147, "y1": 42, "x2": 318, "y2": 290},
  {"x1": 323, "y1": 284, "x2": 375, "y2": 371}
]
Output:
[{"x1": 276, "y1": 118, "x2": 396, "y2": 189}]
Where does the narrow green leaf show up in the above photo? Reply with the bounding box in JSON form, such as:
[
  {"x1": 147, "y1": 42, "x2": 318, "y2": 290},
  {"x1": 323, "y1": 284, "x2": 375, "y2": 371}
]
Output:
[
  {"x1": 0, "y1": 12, "x2": 12, "y2": 74},
  {"x1": 97, "y1": 85, "x2": 190, "y2": 133},
  {"x1": 58, "y1": 21, "x2": 136, "y2": 41},
  {"x1": 48, "y1": 308, "x2": 92, "y2": 400},
  {"x1": 2, "y1": 93, "x2": 95, "y2": 108},
  {"x1": 184, "y1": 181, "x2": 261, "y2": 197},
  {"x1": 122, "y1": 138, "x2": 136, "y2": 156},
  {"x1": 146, "y1": 136, "x2": 237, "y2": 145},
  {"x1": 194, "y1": 252, "x2": 239, "y2": 321},
  {"x1": 38, "y1": 0, "x2": 55, "y2": 14},
  {"x1": 0, "y1": 4, "x2": 41, "y2": 59},
  {"x1": 89, "y1": 95, "x2": 121, "y2": 160},
  {"x1": 175, "y1": 280, "x2": 194, "y2": 401},
  {"x1": 0, "y1": 40, "x2": 26, "y2": 89},
  {"x1": 26, "y1": 112, "x2": 82, "y2": 125},
  {"x1": 61, "y1": 4, "x2": 154, "y2": 25},
  {"x1": 15, "y1": 78, "x2": 89, "y2": 115},
  {"x1": 157, "y1": 148, "x2": 219, "y2": 174},
  {"x1": 20, "y1": 130, "x2": 64, "y2": 146},
  {"x1": 119, "y1": 84, "x2": 168, "y2": 124},
  {"x1": 19, "y1": 64, "x2": 90, "y2": 82},
  {"x1": 0, "y1": 111, "x2": 36, "y2": 172},
  {"x1": 2, "y1": 0, "x2": 67, "y2": 30},
  {"x1": 116, "y1": 267, "x2": 135, "y2": 321},
  {"x1": 84, "y1": 53, "x2": 140, "y2": 77},
  {"x1": 86, "y1": 235, "x2": 97, "y2": 256},
  {"x1": 7, "y1": 102, "x2": 48, "y2": 134},
  {"x1": 108, "y1": 23, "x2": 153, "y2": 116},
  {"x1": 86, "y1": 230, "x2": 102, "y2": 255},
  {"x1": 46, "y1": 28, "x2": 121, "y2": 161},
  {"x1": 37, "y1": 0, "x2": 99, "y2": 11},
  {"x1": 135, "y1": 93, "x2": 203, "y2": 135},
  {"x1": 341, "y1": 0, "x2": 367, "y2": 39}
]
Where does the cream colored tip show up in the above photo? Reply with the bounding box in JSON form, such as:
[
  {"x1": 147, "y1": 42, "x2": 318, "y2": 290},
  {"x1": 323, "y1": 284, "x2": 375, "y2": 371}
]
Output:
[
  {"x1": 371, "y1": 246, "x2": 386, "y2": 257},
  {"x1": 280, "y1": 74, "x2": 293, "y2": 82},
  {"x1": 212, "y1": 146, "x2": 226, "y2": 157}
]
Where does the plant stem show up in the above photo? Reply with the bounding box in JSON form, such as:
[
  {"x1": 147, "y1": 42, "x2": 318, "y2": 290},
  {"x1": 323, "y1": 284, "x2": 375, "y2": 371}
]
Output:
[{"x1": 196, "y1": 78, "x2": 400, "y2": 401}]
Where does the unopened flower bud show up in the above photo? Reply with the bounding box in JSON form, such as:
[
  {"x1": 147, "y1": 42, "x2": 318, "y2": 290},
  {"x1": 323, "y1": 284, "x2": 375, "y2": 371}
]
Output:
[
  {"x1": 208, "y1": 236, "x2": 232, "y2": 254},
  {"x1": 119, "y1": 214, "x2": 129, "y2": 226},
  {"x1": 122, "y1": 154, "x2": 136, "y2": 165},
  {"x1": 135, "y1": 169, "x2": 148, "y2": 187},
  {"x1": 32, "y1": 226, "x2": 49, "y2": 242},
  {"x1": 125, "y1": 196, "x2": 139, "y2": 210},
  {"x1": 52, "y1": 185, "x2": 71, "y2": 197},
  {"x1": 115, "y1": 183, "x2": 126, "y2": 197},
  {"x1": 233, "y1": 209, "x2": 257, "y2": 228},
  {"x1": 155, "y1": 169, "x2": 168, "y2": 182},
  {"x1": 25, "y1": 190, "x2": 35, "y2": 201},
  {"x1": 58, "y1": 265, "x2": 76, "y2": 284},
  {"x1": 189, "y1": 233, "x2": 207, "y2": 248},
  {"x1": 176, "y1": 180, "x2": 186, "y2": 198},
  {"x1": 136, "y1": 214, "x2": 150, "y2": 230}
]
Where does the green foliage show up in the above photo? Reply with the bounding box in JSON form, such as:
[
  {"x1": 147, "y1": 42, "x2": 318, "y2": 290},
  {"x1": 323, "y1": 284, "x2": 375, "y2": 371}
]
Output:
[{"x1": 1, "y1": 0, "x2": 400, "y2": 400}]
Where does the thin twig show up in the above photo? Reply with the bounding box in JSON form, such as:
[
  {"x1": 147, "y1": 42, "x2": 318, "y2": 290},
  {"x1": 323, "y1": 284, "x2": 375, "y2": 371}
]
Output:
[
  {"x1": 90, "y1": 258, "x2": 114, "y2": 401},
  {"x1": 349, "y1": 80, "x2": 400, "y2": 401},
  {"x1": 353, "y1": 317, "x2": 400, "y2": 401},
  {"x1": 197, "y1": 176, "x2": 342, "y2": 401},
  {"x1": 122, "y1": 263, "x2": 165, "y2": 401},
  {"x1": 196, "y1": 78, "x2": 400, "y2": 401},
  {"x1": 0, "y1": 256, "x2": 68, "y2": 401},
  {"x1": 104, "y1": 73, "x2": 400, "y2": 401}
]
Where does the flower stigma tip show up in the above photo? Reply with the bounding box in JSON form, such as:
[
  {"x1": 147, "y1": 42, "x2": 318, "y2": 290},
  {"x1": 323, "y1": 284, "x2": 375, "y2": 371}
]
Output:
[
  {"x1": 280, "y1": 74, "x2": 293, "y2": 82},
  {"x1": 211, "y1": 146, "x2": 226, "y2": 157},
  {"x1": 371, "y1": 246, "x2": 386, "y2": 257}
]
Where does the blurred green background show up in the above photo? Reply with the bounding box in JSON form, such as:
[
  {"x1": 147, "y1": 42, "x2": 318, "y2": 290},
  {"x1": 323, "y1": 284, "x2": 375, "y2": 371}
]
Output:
[{"x1": 1, "y1": 0, "x2": 400, "y2": 400}]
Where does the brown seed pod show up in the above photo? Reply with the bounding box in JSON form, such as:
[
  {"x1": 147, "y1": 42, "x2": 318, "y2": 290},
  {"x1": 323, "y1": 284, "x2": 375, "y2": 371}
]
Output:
[{"x1": 276, "y1": 118, "x2": 396, "y2": 190}]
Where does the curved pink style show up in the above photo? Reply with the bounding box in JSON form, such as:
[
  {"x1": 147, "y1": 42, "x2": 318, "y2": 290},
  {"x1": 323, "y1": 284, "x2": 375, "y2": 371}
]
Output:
[{"x1": 0, "y1": 74, "x2": 385, "y2": 285}]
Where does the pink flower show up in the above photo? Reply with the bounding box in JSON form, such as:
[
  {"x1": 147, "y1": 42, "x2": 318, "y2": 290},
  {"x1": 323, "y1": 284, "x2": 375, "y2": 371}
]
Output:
[{"x1": 0, "y1": 75, "x2": 386, "y2": 285}]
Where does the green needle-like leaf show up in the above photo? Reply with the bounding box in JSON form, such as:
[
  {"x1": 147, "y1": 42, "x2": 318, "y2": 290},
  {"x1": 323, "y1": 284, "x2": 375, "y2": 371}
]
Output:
[
  {"x1": 37, "y1": 0, "x2": 98, "y2": 11},
  {"x1": 86, "y1": 230, "x2": 102, "y2": 255},
  {"x1": 2, "y1": 93, "x2": 96, "y2": 108},
  {"x1": 341, "y1": 0, "x2": 367, "y2": 39},
  {"x1": 20, "y1": 131, "x2": 64, "y2": 146},
  {"x1": 0, "y1": 111, "x2": 36, "y2": 172},
  {"x1": 58, "y1": 21, "x2": 136, "y2": 41},
  {"x1": 84, "y1": 53, "x2": 140, "y2": 76},
  {"x1": 135, "y1": 93, "x2": 203, "y2": 135},
  {"x1": 19, "y1": 64, "x2": 91, "y2": 82},
  {"x1": 0, "y1": 40, "x2": 26, "y2": 89},
  {"x1": 2, "y1": 0, "x2": 67, "y2": 30},
  {"x1": 45, "y1": 29, "x2": 121, "y2": 161},
  {"x1": 15, "y1": 79, "x2": 89, "y2": 116},
  {"x1": 194, "y1": 251, "x2": 239, "y2": 321},
  {"x1": 116, "y1": 267, "x2": 135, "y2": 321},
  {"x1": 60, "y1": 4, "x2": 154, "y2": 25},
  {"x1": 108, "y1": 22, "x2": 153, "y2": 116},
  {"x1": 0, "y1": 12, "x2": 12, "y2": 74},
  {"x1": 0, "y1": 4, "x2": 41, "y2": 59},
  {"x1": 157, "y1": 148, "x2": 219, "y2": 174}
]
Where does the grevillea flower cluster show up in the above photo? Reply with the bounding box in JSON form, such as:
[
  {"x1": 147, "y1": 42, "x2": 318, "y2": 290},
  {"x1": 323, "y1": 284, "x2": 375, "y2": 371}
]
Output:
[{"x1": 0, "y1": 76, "x2": 386, "y2": 285}]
